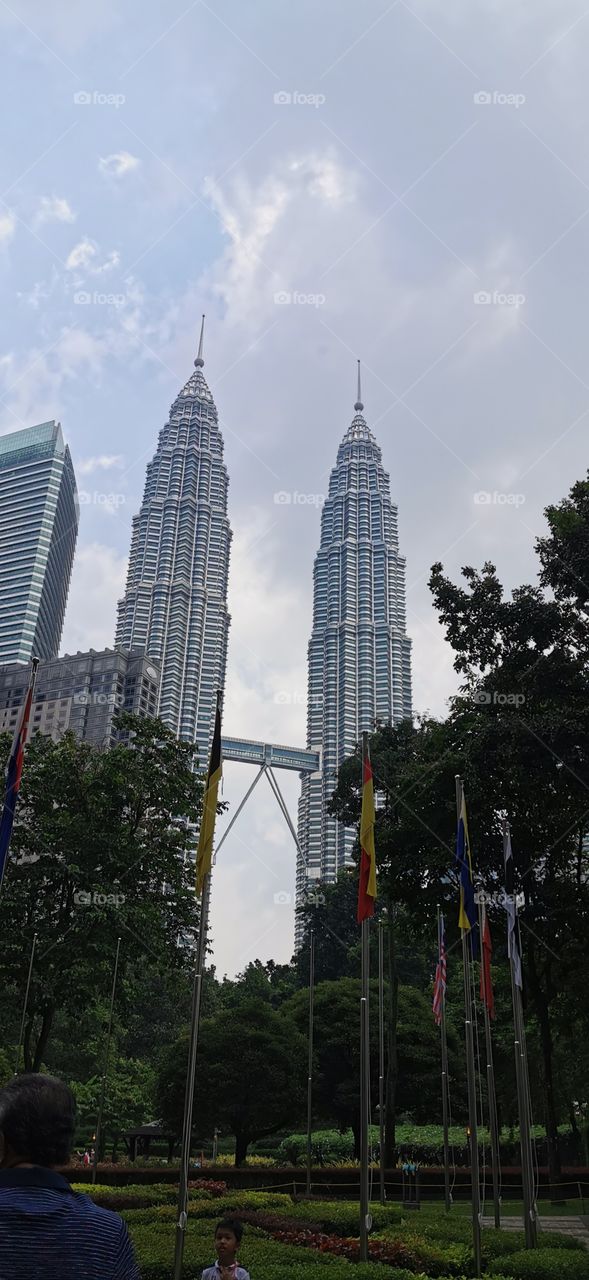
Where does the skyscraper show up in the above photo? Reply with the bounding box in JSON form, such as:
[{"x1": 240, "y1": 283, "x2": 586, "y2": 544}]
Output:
[
  {"x1": 297, "y1": 367, "x2": 412, "y2": 901},
  {"x1": 116, "y1": 320, "x2": 232, "y2": 764},
  {"x1": 0, "y1": 421, "x2": 79, "y2": 665}
]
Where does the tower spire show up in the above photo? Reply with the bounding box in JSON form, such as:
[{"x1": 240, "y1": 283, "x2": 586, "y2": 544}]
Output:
[
  {"x1": 194, "y1": 315, "x2": 205, "y2": 368},
  {"x1": 354, "y1": 359, "x2": 364, "y2": 412}
]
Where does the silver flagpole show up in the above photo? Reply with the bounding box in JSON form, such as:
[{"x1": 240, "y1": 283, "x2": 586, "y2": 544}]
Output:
[
  {"x1": 305, "y1": 928, "x2": 315, "y2": 1197},
  {"x1": 14, "y1": 932, "x2": 37, "y2": 1074},
  {"x1": 479, "y1": 900, "x2": 501, "y2": 1229},
  {"x1": 503, "y1": 819, "x2": 537, "y2": 1249},
  {"x1": 378, "y1": 916, "x2": 385, "y2": 1206},
  {"x1": 455, "y1": 776, "x2": 482, "y2": 1277},
  {"x1": 91, "y1": 936, "x2": 121, "y2": 1184},
  {"x1": 438, "y1": 909, "x2": 451, "y2": 1213}
]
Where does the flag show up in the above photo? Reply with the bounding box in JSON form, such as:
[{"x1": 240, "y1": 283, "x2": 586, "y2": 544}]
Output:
[
  {"x1": 357, "y1": 738, "x2": 377, "y2": 923},
  {"x1": 455, "y1": 785, "x2": 477, "y2": 936},
  {"x1": 195, "y1": 697, "x2": 222, "y2": 896},
  {"x1": 0, "y1": 664, "x2": 36, "y2": 889},
  {"x1": 504, "y1": 824, "x2": 523, "y2": 990},
  {"x1": 433, "y1": 914, "x2": 447, "y2": 1026},
  {"x1": 480, "y1": 905, "x2": 494, "y2": 1018}
]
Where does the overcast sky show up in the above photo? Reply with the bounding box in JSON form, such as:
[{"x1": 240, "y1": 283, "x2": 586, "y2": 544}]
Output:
[{"x1": 1, "y1": 0, "x2": 588, "y2": 975}]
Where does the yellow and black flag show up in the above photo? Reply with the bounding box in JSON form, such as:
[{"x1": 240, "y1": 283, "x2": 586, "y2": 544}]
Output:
[{"x1": 195, "y1": 696, "x2": 222, "y2": 896}]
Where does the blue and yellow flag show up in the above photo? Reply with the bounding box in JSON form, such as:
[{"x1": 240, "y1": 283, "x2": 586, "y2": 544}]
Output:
[{"x1": 455, "y1": 786, "x2": 477, "y2": 934}]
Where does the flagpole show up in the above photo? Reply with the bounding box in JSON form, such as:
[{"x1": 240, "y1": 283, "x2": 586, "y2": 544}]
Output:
[
  {"x1": 504, "y1": 820, "x2": 537, "y2": 1249},
  {"x1": 359, "y1": 731, "x2": 372, "y2": 1264},
  {"x1": 455, "y1": 776, "x2": 482, "y2": 1278},
  {"x1": 378, "y1": 916, "x2": 385, "y2": 1206},
  {"x1": 359, "y1": 913, "x2": 370, "y2": 1262},
  {"x1": 479, "y1": 901, "x2": 501, "y2": 1229},
  {"x1": 173, "y1": 871, "x2": 211, "y2": 1279},
  {"x1": 305, "y1": 928, "x2": 315, "y2": 1197},
  {"x1": 14, "y1": 932, "x2": 37, "y2": 1074},
  {"x1": 91, "y1": 935, "x2": 121, "y2": 1185},
  {"x1": 438, "y1": 909, "x2": 451, "y2": 1213},
  {"x1": 174, "y1": 689, "x2": 222, "y2": 1280}
]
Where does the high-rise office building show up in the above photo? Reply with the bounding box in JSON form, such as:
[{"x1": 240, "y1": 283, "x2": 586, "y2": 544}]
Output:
[
  {"x1": 297, "y1": 368, "x2": 412, "y2": 903},
  {"x1": 0, "y1": 648, "x2": 160, "y2": 747},
  {"x1": 116, "y1": 321, "x2": 232, "y2": 765},
  {"x1": 0, "y1": 421, "x2": 79, "y2": 665}
]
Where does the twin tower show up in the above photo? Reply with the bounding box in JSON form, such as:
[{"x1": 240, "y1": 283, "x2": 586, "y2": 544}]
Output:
[{"x1": 116, "y1": 324, "x2": 412, "y2": 904}]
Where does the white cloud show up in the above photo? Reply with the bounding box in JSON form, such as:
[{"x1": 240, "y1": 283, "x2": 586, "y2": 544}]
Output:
[
  {"x1": 61, "y1": 543, "x2": 127, "y2": 654},
  {"x1": 34, "y1": 195, "x2": 76, "y2": 227},
  {"x1": 99, "y1": 151, "x2": 141, "y2": 178},
  {"x1": 66, "y1": 238, "x2": 98, "y2": 271},
  {"x1": 0, "y1": 212, "x2": 16, "y2": 244},
  {"x1": 77, "y1": 454, "x2": 124, "y2": 475}
]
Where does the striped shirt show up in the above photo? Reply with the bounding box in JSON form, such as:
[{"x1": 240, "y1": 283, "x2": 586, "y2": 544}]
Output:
[{"x1": 0, "y1": 1166, "x2": 141, "y2": 1279}]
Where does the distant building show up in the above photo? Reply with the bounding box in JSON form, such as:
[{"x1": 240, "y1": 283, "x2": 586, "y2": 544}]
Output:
[
  {"x1": 0, "y1": 421, "x2": 79, "y2": 665},
  {"x1": 116, "y1": 319, "x2": 232, "y2": 768},
  {"x1": 0, "y1": 648, "x2": 160, "y2": 748}
]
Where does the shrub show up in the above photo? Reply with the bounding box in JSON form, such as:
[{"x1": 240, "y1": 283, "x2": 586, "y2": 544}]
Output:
[{"x1": 488, "y1": 1248, "x2": 589, "y2": 1280}]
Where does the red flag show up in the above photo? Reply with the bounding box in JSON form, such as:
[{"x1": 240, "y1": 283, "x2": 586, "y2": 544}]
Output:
[
  {"x1": 480, "y1": 907, "x2": 494, "y2": 1019},
  {"x1": 433, "y1": 915, "x2": 447, "y2": 1026},
  {"x1": 356, "y1": 741, "x2": 376, "y2": 924}
]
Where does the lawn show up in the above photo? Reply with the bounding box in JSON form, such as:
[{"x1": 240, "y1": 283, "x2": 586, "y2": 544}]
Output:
[{"x1": 78, "y1": 1183, "x2": 589, "y2": 1280}]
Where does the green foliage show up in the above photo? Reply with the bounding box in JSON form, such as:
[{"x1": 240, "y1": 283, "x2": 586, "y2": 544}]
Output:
[{"x1": 488, "y1": 1248, "x2": 589, "y2": 1279}]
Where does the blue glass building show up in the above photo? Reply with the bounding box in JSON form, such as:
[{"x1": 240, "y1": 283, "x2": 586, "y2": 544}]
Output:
[
  {"x1": 0, "y1": 421, "x2": 78, "y2": 665},
  {"x1": 297, "y1": 371, "x2": 412, "y2": 901},
  {"x1": 116, "y1": 325, "x2": 232, "y2": 765}
]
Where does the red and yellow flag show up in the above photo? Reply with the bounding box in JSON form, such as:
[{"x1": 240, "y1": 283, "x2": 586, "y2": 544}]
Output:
[
  {"x1": 357, "y1": 740, "x2": 377, "y2": 923},
  {"x1": 195, "y1": 699, "x2": 222, "y2": 897}
]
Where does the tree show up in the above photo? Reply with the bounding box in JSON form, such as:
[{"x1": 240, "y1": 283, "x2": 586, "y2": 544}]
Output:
[
  {"x1": 0, "y1": 714, "x2": 204, "y2": 1070},
  {"x1": 72, "y1": 1057, "x2": 156, "y2": 1161},
  {"x1": 157, "y1": 997, "x2": 306, "y2": 1165}
]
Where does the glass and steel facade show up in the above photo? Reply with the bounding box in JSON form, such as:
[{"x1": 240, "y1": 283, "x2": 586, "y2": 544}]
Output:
[
  {"x1": 115, "y1": 353, "x2": 232, "y2": 767},
  {"x1": 297, "y1": 398, "x2": 412, "y2": 906},
  {"x1": 0, "y1": 421, "x2": 79, "y2": 665}
]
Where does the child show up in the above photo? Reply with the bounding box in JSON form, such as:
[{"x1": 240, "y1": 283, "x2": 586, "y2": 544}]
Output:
[{"x1": 202, "y1": 1218, "x2": 250, "y2": 1280}]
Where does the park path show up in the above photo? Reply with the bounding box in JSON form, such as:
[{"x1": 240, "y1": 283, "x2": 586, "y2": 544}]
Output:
[{"x1": 482, "y1": 1215, "x2": 589, "y2": 1248}]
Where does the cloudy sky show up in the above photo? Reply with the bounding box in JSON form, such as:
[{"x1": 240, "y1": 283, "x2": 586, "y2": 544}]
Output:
[{"x1": 1, "y1": 0, "x2": 588, "y2": 975}]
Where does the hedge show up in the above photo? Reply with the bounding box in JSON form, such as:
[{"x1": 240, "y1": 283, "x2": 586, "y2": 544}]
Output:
[{"x1": 489, "y1": 1248, "x2": 589, "y2": 1279}]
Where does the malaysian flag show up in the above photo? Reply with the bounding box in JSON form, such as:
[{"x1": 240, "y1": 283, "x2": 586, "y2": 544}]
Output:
[
  {"x1": 0, "y1": 660, "x2": 38, "y2": 892},
  {"x1": 433, "y1": 913, "x2": 447, "y2": 1026}
]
